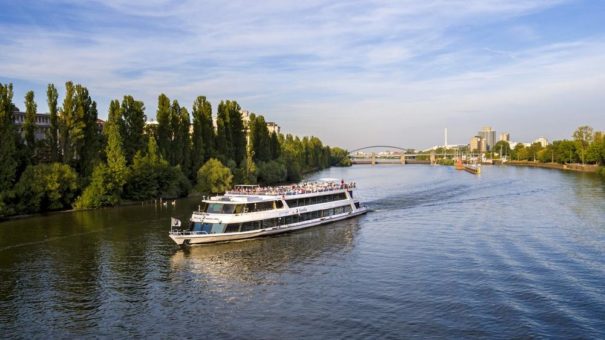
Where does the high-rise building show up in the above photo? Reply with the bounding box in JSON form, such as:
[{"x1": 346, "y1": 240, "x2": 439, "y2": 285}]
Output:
[
  {"x1": 499, "y1": 132, "x2": 510, "y2": 142},
  {"x1": 470, "y1": 136, "x2": 484, "y2": 152},
  {"x1": 478, "y1": 126, "x2": 496, "y2": 151}
]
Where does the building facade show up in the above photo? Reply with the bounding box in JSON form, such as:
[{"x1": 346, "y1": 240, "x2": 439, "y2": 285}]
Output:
[
  {"x1": 470, "y1": 136, "x2": 484, "y2": 152},
  {"x1": 13, "y1": 110, "x2": 51, "y2": 141},
  {"x1": 478, "y1": 126, "x2": 496, "y2": 151}
]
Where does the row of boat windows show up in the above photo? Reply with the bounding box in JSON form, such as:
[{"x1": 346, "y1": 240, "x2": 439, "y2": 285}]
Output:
[
  {"x1": 202, "y1": 201, "x2": 285, "y2": 214},
  {"x1": 201, "y1": 192, "x2": 348, "y2": 214},
  {"x1": 285, "y1": 193, "x2": 347, "y2": 208},
  {"x1": 222, "y1": 205, "x2": 354, "y2": 233}
]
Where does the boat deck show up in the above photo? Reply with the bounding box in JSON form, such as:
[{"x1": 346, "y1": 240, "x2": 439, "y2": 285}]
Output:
[{"x1": 226, "y1": 181, "x2": 356, "y2": 197}]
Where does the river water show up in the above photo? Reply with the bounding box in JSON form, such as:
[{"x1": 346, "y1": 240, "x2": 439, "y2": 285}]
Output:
[{"x1": 1, "y1": 165, "x2": 604, "y2": 338}]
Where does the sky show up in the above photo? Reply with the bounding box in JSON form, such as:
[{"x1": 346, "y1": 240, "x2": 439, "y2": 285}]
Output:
[{"x1": 1, "y1": 0, "x2": 604, "y2": 149}]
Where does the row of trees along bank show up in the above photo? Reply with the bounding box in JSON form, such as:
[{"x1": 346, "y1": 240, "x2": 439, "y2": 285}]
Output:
[
  {"x1": 489, "y1": 126, "x2": 605, "y2": 176},
  {"x1": 0, "y1": 82, "x2": 351, "y2": 218}
]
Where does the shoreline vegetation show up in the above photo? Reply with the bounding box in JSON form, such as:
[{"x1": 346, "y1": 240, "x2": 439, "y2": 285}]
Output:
[
  {"x1": 497, "y1": 125, "x2": 605, "y2": 177},
  {"x1": 504, "y1": 161, "x2": 600, "y2": 173},
  {"x1": 0, "y1": 82, "x2": 352, "y2": 220}
]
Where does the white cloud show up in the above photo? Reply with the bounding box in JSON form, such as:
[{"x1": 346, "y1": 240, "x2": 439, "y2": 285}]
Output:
[{"x1": 1, "y1": 0, "x2": 602, "y2": 149}]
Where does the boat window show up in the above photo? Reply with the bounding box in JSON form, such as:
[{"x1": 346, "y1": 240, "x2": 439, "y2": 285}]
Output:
[
  {"x1": 192, "y1": 222, "x2": 204, "y2": 232},
  {"x1": 275, "y1": 200, "x2": 284, "y2": 209},
  {"x1": 222, "y1": 204, "x2": 236, "y2": 214},
  {"x1": 224, "y1": 224, "x2": 240, "y2": 233},
  {"x1": 354, "y1": 202, "x2": 360, "y2": 209},
  {"x1": 199, "y1": 202, "x2": 209, "y2": 212},
  {"x1": 193, "y1": 222, "x2": 224, "y2": 234},
  {"x1": 241, "y1": 221, "x2": 260, "y2": 232},
  {"x1": 234, "y1": 204, "x2": 244, "y2": 214},
  {"x1": 207, "y1": 203, "x2": 224, "y2": 214},
  {"x1": 257, "y1": 201, "x2": 274, "y2": 211},
  {"x1": 262, "y1": 219, "x2": 275, "y2": 229}
]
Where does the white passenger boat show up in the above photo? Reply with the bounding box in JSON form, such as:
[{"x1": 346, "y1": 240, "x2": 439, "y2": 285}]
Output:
[{"x1": 169, "y1": 179, "x2": 368, "y2": 246}]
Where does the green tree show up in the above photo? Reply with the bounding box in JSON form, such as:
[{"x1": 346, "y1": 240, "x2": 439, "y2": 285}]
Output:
[
  {"x1": 179, "y1": 106, "x2": 192, "y2": 172},
  {"x1": 552, "y1": 140, "x2": 578, "y2": 164},
  {"x1": 586, "y1": 131, "x2": 603, "y2": 164},
  {"x1": 58, "y1": 82, "x2": 100, "y2": 181},
  {"x1": 280, "y1": 134, "x2": 303, "y2": 182},
  {"x1": 527, "y1": 142, "x2": 543, "y2": 162},
  {"x1": 200, "y1": 97, "x2": 215, "y2": 161},
  {"x1": 250, "y1": 114, "x2": 271, "y2": 162},
  {"x1": 512, "y1": 144, "x2": 528, "y2": 161},
  {"x1": 169, "y1": 100, "x2": 182, "y2": 166},
  {"x1": 13, "y1": 163, "x2": 78, "y2": 213},
  {"x1": 75, "y1": 100, "x2": 128, "y2": 208},
  {"x1": 156, "y1": 94, "x2": 172, "y2": 160},
  {"x1": 196, "y1": 158, "x2": 233, "y2": 194},
  {"x1": 493, "y1": 140, "x2": 511, "y2": 159},
  {"x1": 120, "y1": 95, "x2": 146, "y2": 164},
  {"x1": 0, "y1": 83, "x2": 18, "y2": 216},
  {"x1": 46, "y1": 84, "x2": 60, "y2": 162},
  {"x1": 228, "y1": 101, "x2": 246, "y2": 166},
  {"x1": 256, "y1": 160, "x2": 287, "y2": 184},
  {"x1": 330, "y1": 147, "x2": 351, "y2": 166},
  {"x1": 270, "y1": 131, "x2": 281, "y2": 160},
  {"x1": 59, "y1": 81, "x2": 76, "y2": 164},
  {"x1": 124, "y1": 136, "x2": 190, "y2": 200},
  {"x1": 23, "y1": 90, "x2": 37, "y2": 164},
  {"x1": 216, "y1": 100, "x2": 233, "y2": 162},
  {"x1": 573, "y1": 125, "x2": 593, "y2": 164},
  {"x1": 191, "y1": 96, "x2": 211, "y2": 178}
]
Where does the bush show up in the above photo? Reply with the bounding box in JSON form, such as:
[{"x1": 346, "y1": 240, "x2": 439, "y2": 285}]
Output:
[
  {"x1": 13, "y1": 163, "x2": 79, "y2": 213},
  {"x1": 75, "y1": 163, "x2": 120, "y2": 209},
  {"x1": 256, "y1": 160, "x2": 287, "y2": 185},
  {"x1": 123, "y1": 151, "x2": 191, "y2": 200},
  {"x1": 196, "y1": 158, "x2": 233, "y2": 194}
]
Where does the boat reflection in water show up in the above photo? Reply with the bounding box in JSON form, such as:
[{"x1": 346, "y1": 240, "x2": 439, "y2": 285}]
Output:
[{"x1": 170, "y1": 218, "x2": 362, "y2": 287}]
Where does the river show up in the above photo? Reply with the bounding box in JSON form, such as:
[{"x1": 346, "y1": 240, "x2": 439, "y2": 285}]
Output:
[{"x1": 1, "y1": 165, "x2": 604, "y2": 338}]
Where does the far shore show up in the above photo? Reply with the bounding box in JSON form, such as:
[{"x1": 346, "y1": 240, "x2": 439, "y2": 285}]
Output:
[{"x1": 501, "y1": 161, "x2": 599, "y2": 173}]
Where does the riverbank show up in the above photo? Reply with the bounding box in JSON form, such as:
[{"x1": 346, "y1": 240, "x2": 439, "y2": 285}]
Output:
[{"x1": 504, "y1": 161, "x2": 600, "y2": 173}]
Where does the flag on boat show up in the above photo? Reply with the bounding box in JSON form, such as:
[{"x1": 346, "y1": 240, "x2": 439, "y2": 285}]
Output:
[{"x1": 171, "y1": 217, "x2": 181, "y2": 227}]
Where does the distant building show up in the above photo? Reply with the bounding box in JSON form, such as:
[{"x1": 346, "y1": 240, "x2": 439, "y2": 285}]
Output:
[
  {"x1": 13, "y1": 109, "x2": 50, "y2": 141},
  {"x1": 239, "y1": 110, "x2": 251, "y2": 129},
  {"x1": 500, "y1": 132, "x2": 510, "y2": 142},
  {"x1": 470, "y1": 136, "x2": 484, "y2": 152},
  {"x1": 96, "y1": 119, "x2": 105, "y2": 133},
  {"x1": 477, "y1": 126, "x2": 496, "y2": 151},
  {"x1": 266, "y1": 122, "x2": 280, "y2": 134},
  {"x1": 533, "y1": 137, "x2": 548, "y2": 147}
]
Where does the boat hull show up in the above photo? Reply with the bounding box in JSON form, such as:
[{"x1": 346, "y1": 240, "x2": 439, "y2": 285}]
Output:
[{"x1": 169, "y1": 207, "x2": 368, "y2": 246}]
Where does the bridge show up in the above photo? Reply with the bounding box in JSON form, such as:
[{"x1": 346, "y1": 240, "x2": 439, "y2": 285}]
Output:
[{"x1": 348, "y1": 145, "x2": 460, "y2": 165}]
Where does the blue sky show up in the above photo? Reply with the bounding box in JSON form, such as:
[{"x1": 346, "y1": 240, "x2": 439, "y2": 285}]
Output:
[{"x1": 1, "y1": 0, "x2": 604, "y2": 149}]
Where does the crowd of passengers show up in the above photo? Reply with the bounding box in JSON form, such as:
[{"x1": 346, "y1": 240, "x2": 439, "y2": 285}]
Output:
[{"x1": 227, "y1": 181, "x2": 356, "y2": 196}]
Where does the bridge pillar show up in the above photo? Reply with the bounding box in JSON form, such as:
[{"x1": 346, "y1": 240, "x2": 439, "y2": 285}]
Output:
[
  {"x1": 371, "y1": 152, "x2": 376, "y2": 165},
  {"x1": 400, "y1": 154, "x2": 405, "y2": 164},
  {"x1": 430, "y1": 151, "x2": 436, "y2": 165}
]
